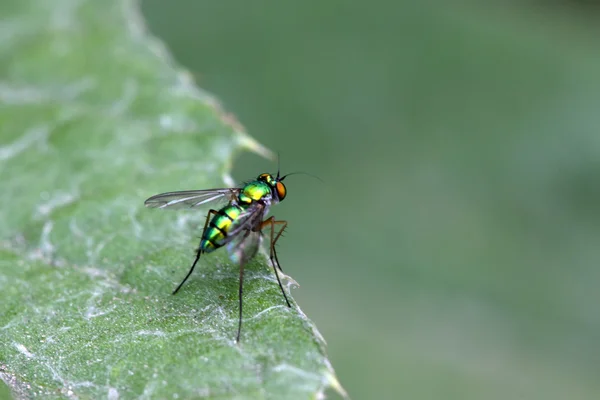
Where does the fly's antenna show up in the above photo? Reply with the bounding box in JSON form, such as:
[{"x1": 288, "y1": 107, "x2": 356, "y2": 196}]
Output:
[
  {"x1": 276, "y1": 151, "x2": 281, "y2": 180},
  {"x1": 274, "y1": 152, "x2": 323, "y2": 183},
  {"x1": 280, "y1": 171, "x2": 324, "y2": 183}
]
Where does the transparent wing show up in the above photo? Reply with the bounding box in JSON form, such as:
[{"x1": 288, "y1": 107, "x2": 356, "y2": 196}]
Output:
[
  {"x1": 228, "y1": 203, "x2": 266, "y2": 237},
  {"x1": 144, "y1": 188, "x2": 239, "y2": 210},
  {"x1": 227, "y1": 228, "x2": 262, "y2": 266},
  {"x1": 226, "y1": 203, "x2": 267, "y2": 264},
  {"x1": 227, "y1": 230, "x2": 262, "y2": 264}
]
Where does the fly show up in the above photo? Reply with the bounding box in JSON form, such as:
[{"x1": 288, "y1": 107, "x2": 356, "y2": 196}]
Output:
[{"x1": 144, "y1": 171, "x2": 292, "y2": 342}]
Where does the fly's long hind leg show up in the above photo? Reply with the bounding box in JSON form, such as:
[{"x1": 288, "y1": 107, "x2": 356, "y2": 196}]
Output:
[
  {"x1": 236, "y1": 258, "x2": 246, "y2": 343},
  {"x1": 172, "y1": 209, "x2": 218, "y2": 295},
  {"x1": 261, "y1": 217, "x2": 291, "y2": 308},
  {"x1": 235, "y1": 228, "x2": 253, "y2": 343}
]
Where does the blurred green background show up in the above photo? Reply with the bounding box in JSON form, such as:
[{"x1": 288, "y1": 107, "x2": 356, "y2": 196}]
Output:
[{"x1": 142, "y1": 1, "x2": 600, "y2": 399}]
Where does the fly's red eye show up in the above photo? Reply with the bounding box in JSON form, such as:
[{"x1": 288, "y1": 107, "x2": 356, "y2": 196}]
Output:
[{"x1": 276, "y1": 181, "x2": 287, "y2": 201}]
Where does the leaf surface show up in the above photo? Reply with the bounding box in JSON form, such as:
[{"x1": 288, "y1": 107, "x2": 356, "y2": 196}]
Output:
[{"x1": 0, "y1": 0, "x2": 343, "y2": 398}]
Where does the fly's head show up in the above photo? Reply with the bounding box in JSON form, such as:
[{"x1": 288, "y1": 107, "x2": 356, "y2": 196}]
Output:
[{"x1": 257, "y1": 172, "x2": 287, "y2": 203}]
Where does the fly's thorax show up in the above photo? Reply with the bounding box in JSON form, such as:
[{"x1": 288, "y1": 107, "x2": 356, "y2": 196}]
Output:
[{"x1": 238, "y1": 181, "x2": 273, "y2": 204}]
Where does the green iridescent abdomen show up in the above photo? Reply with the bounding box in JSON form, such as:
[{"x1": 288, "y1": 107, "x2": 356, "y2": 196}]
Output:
[{"x1": 200, "y1": 204, "x2": 243, "y2": 252}]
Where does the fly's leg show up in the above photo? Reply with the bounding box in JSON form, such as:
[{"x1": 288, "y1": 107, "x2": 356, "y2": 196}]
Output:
[
  {"x1": 236, "y1": 258, "x2": 245, "y2": 343},
  {"x1": 261, "y1": 217, "x2": 291, "y2": 308},
  {"x1": 236, "y1": 228, "x2": 253, "y2": 343},
  {"x1": 172, "y1": 209, "x2": 218, "y2": 295}
]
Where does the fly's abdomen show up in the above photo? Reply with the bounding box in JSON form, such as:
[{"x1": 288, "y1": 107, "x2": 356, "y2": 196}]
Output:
[{"x1": 200, "y1": 205, "x2": 242, "y2": 252}]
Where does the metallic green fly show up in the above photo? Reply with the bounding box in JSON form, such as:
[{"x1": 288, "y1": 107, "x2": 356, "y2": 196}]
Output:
[{"x1": 144, "y1": 172, "x2": 292, "y2": 342}]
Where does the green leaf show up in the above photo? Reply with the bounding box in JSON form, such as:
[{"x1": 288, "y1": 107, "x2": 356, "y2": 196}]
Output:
[{"x1": 0, "y1": 0, "x2": 345, "y2": 398}]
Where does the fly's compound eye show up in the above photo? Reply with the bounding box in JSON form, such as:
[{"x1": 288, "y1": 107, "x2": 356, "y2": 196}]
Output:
[{"x1": 276, "y1": 181, "x2": 287, "y2": 201}]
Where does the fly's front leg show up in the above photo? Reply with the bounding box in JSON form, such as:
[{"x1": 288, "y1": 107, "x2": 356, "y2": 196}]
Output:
[
  {"x1": 261, "y1": 217, "x2": 291, "y2": 307},
  {"x1": 172, "y1": 209, "x2": 218, "y2": 295}
]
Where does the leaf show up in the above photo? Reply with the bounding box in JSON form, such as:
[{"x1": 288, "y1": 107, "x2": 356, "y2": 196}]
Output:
[{"x1": 0, "y1": 0, "x2": 345, "y2": 398}]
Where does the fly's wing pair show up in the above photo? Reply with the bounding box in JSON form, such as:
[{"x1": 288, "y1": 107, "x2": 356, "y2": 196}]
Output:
[
  {"x1": 144, "y1": 187, "x2": 268, "y2": 265},
  {"x1": 144, "y1": 188, "x2": 239, "y2": 209},
  {"x1": 226, "y1": 202, "x2": 268, "y2": 265}
]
